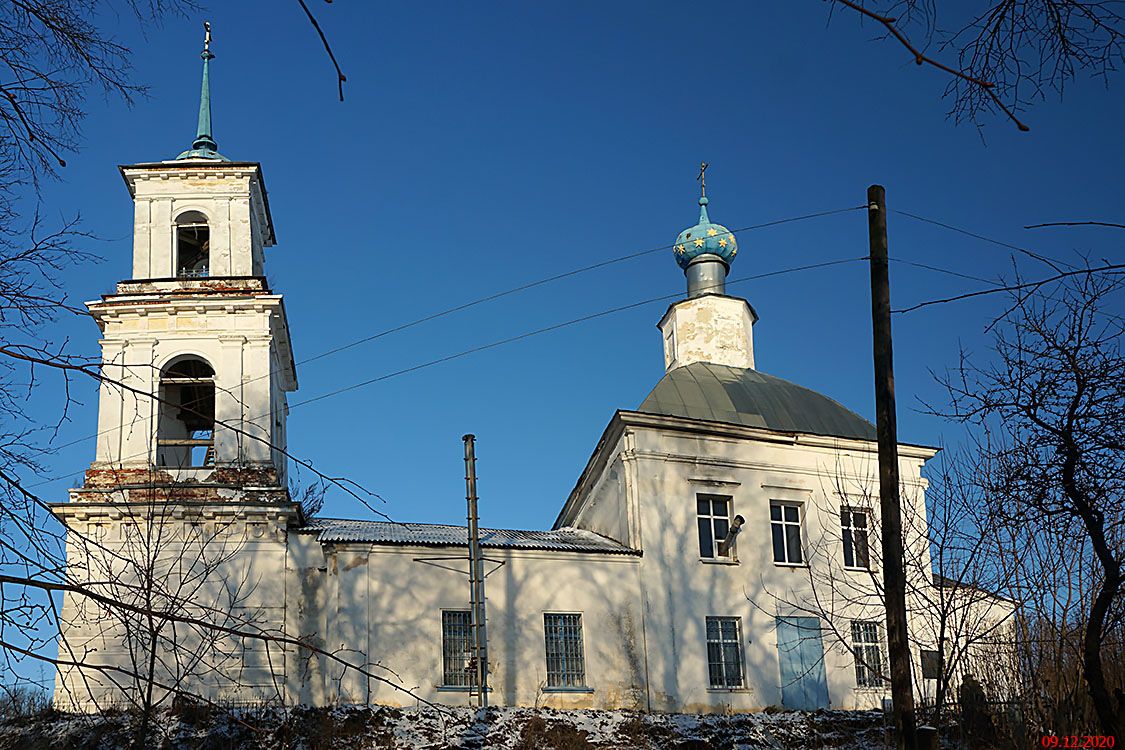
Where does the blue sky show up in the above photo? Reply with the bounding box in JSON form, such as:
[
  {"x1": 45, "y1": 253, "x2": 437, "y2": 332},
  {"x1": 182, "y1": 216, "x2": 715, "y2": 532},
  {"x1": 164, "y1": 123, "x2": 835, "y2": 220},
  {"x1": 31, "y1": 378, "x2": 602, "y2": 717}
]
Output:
[{"x1": 27, "y1": 0, "x2": 1124, "y2": 533}]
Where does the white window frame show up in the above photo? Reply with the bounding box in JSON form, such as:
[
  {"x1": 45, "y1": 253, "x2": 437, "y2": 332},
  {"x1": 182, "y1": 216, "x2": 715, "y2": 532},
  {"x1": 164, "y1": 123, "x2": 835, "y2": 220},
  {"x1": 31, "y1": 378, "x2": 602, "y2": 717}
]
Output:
[
  {"x1": 851, "y1": 619, "x2": 886, "y2": 688},
  {"x1": 841, "y1": 506, "x2": 871, "y2": 570},
  {"x1": 697, "y1": 494, "x2": 734, "y2": 560},
  {"x1": 705, "y1": 616, "x2": 745, "y2": 689},
  {"x1": 770, "y1": 500, "x2": 804, "y2": 565}
]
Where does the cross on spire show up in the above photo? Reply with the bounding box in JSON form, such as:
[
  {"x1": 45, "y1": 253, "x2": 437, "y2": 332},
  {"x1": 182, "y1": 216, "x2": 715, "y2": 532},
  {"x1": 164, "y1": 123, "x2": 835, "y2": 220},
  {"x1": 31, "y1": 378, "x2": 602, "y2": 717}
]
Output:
[{"x1": 697, "y1": 161, "x2": 709, "y2": 198}]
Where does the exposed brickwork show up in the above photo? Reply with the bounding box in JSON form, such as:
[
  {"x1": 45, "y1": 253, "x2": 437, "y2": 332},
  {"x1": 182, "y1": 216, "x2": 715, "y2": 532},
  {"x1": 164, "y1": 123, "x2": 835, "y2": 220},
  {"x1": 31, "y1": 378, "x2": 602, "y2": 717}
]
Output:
[
  {"x1": 112, "y1": 276, "x2": 270, "y2": 298},
  {"x1": 73, "y1": 465, "x2": 289, "y2": 504}
]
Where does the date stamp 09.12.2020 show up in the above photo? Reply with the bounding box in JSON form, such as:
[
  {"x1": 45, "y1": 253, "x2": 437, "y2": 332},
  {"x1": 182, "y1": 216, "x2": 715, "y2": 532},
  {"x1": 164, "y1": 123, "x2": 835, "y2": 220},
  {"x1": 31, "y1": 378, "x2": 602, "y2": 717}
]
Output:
[{"x1": 1040, "y1": 737, "x2": 1116, "y2": 748}]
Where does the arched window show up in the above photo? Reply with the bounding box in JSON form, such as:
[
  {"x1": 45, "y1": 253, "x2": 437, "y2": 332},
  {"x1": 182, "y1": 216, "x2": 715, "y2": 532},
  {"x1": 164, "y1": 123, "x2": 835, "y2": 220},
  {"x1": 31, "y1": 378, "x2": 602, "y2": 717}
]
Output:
[
  {"x1": 175, "y1": 211, "x2": 210, "y2": 278},
  {"x1": 157, "y1": 357, "x2": 215, "y2": 468}
]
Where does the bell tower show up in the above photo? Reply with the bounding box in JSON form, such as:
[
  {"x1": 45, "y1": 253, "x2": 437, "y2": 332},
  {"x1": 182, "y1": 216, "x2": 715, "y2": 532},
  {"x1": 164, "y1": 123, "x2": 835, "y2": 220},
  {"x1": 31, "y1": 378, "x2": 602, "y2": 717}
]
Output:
[
  {"x1": 53, "y1": 26, "x2": 302, "y2": 711},
  {"x1": 77, "y1": 24, "x2": 297, "y2": 499}
]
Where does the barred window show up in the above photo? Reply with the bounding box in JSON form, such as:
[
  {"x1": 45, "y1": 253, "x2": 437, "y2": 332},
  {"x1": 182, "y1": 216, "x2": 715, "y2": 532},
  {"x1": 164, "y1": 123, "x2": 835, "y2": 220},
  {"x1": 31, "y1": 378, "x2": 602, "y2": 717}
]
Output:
[
  {"x1": 697, "y1": 495, "x2": 732, "y2": 559},
  {"x1": 841, "y1": 507, "x2": 870, "y2": 569},
  {"x1": 770, "y1": 501, "x2": 803, "y2": 564},
  {"x1": 544, "y1": 613, "x2": 586, "y2": 688},
  {"x1": 706, "y1": 616, "x2": 744, "y2": 688},
  {"x1": 851, "y1": 620, "x2": 885, "y2": 688},
  {"x1": 441, "y1": 610, "x2": 475, "y2": 687}
]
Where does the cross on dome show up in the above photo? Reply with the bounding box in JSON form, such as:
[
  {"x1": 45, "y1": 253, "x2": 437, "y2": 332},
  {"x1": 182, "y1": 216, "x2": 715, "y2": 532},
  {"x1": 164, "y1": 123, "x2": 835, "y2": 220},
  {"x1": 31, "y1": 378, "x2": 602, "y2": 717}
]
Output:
[{"x1": 673, "y1": 164, "x2": 738, "y2": 272}]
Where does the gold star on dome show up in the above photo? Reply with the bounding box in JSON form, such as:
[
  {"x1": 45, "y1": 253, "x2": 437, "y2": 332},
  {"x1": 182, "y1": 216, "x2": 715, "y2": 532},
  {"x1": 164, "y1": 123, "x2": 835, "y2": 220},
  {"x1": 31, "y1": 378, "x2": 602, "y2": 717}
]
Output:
[
  {"x1": 718, "y1": 238, "x2": 727, "y2": 247},
  {"x1": 730, "y1": 247, "x2": 737, "y2": 257},
  {"x1": 707, "y1": 228, "x2": 718, "y2": 237},
  {"x1": 693, "y1": 238, "x2": 704, "y2": 247},
  {"x1": 675, "y1": 244, "x2": 685, "y2": 254}
]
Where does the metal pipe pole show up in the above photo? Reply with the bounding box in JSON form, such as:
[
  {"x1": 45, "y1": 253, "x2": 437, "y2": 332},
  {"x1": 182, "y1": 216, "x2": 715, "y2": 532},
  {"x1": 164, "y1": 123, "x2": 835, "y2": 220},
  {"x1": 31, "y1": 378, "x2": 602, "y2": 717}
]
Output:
[
  {"x1": 463, "y1": 434, "x2": 489, "y2": 708},
  {"x1": 867, "y1": 185, "x2": 917, "y2": 750}
]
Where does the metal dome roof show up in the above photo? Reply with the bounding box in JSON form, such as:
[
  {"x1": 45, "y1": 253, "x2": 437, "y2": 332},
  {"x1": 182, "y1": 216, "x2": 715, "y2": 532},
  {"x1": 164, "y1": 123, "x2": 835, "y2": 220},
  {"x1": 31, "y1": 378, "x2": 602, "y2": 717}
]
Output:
[
  {"x1": 674, "y1": 196, "x2": 738, "y2": 270},
  {"x1": 638, "y1": 362, "x2": 876, "y2": 441}
]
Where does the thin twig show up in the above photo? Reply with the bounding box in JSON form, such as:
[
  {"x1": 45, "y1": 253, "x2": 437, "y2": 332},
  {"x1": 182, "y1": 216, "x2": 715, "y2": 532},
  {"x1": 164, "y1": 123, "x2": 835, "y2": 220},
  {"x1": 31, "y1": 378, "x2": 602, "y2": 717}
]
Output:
[
  {"x1": 894, "y1": 262, "x2": 1125, "y2": 314},
  {"x1": 832, "y1": 0, "x2": 1031, "y2": 131},
  {"x1": 296, "y1": 0, "x2": 347, "y2": 101},
  {"x1": 1025, "y1": 221, "x2": 1125, "y2": 230}
]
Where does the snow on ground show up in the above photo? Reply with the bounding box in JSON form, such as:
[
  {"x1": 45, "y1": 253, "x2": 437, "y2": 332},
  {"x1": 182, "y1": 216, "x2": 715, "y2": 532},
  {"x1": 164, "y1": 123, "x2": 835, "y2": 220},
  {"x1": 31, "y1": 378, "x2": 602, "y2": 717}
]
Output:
[{"x1": 0, "y1": 704, "x2": 893, "y2": 749}]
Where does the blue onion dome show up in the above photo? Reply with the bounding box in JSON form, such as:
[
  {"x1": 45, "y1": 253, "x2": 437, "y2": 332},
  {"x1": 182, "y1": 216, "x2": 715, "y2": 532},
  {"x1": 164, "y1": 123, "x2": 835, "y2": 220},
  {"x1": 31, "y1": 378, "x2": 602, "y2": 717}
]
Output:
[{"x1": 673, "y1": 196, "x2": 738, "y2": 270}]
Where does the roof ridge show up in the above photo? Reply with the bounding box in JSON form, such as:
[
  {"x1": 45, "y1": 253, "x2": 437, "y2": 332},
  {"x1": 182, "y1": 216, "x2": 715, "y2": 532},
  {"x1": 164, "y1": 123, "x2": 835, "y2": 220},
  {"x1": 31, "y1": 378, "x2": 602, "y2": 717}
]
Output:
[{"x1": 309, "y1": 517, "x2": 601, "y2": 537}]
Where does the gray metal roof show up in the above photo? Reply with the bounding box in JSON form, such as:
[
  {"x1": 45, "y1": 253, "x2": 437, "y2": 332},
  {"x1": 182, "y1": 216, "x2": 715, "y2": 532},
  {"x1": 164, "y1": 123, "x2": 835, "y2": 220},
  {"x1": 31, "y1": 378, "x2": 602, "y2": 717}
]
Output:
[
  {"x1": 638, "y1": 362, "x2": 877, "y2": 441},
  {"x1": 299, "y1": 518, "x2": 639, "y2": 555}
]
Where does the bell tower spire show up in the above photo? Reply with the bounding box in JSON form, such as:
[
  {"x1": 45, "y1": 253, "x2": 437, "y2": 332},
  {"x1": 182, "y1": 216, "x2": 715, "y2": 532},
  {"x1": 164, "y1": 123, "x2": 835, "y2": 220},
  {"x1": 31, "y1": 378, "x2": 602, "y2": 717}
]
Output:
[{"x1": 177, "y1": 21, "x2": 227, "y2": 161}]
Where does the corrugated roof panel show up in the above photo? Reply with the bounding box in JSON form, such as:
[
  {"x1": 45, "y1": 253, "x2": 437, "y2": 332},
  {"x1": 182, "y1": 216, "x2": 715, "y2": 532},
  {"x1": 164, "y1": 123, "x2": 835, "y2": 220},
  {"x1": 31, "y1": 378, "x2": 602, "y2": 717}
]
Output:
[{"x1": 298, "y1": 518, "x2": 639, "y2": 555}]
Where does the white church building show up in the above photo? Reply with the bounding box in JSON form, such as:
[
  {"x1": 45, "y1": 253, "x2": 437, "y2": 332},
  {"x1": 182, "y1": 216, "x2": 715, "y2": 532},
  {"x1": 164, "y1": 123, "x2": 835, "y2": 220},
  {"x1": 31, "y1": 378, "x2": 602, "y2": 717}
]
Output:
[{"x1": 52, "y1": 38, "x2": 1008, "y2": 714}]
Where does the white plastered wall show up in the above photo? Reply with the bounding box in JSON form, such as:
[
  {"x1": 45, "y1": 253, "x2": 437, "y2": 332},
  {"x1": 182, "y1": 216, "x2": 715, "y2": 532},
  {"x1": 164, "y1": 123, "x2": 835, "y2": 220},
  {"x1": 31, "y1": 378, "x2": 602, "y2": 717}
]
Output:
[
  {"x1": 289, "y1": 541, "x2": 647, "y2": 711},
  {"x1": 52, "y1": 506, "x2": 294, "y2": 710},
  {"x1": 562, "y1": 418, "x2": 940, "y2": 712},
  {"x1": 659, "y1": 295, "x2": 756, "y2": 372},
  {"x1": 89, "y1": 298, "x2": 287, "y2": 474},
  {"x1": 125, "y1": 166, "x2": 268, "y2": 280}
]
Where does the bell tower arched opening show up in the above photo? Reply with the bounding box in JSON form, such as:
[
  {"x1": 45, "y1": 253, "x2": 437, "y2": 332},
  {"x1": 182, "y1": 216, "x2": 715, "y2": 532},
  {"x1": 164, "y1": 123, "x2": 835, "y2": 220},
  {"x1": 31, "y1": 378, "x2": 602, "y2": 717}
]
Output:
[
  {"x1": 175, "y1": 210, "x2": 210, "y2": 278},
  {"x1": 157, "y1": 356, "x2": 216, "y2": 468}
]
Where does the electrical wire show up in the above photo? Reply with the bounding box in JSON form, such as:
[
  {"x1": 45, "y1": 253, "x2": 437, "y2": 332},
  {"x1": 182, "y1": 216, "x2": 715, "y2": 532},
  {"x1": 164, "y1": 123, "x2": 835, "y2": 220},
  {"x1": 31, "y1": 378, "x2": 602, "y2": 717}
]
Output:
[
  {"x1": 24, "y1": 256, "x2": 866, "y2": 490},
  {"x1": 297, "y1": 205, "x2": 866, "y2": 367},
  {"x1": 887, "y1": 257, "x2": 996, "y2": 285},
  {"x1": 287, "y1": 257, "x2": 866, "y2": 411},
  {"x1": 892, "y1": 209, "x2": 1078, "y2": 273},
  {"x1": 26, "y1": 204, "x2": 867, "y2": 457}
]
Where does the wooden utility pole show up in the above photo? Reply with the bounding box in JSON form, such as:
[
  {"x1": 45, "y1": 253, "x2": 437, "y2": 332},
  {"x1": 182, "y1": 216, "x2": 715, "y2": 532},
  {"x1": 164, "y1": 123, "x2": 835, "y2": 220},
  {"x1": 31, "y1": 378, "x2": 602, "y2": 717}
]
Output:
[
  {"x1": 867, "y1": 185, "x2": 917, "y2": 750},
  {"x1": 463, "y1": 434, "x2": 489, "y2": 708}
]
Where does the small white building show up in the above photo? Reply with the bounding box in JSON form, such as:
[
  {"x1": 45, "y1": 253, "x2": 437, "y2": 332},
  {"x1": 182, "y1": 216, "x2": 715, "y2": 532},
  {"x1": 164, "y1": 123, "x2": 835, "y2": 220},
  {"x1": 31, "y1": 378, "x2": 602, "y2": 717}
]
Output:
[{"x1": 52, "y1": 41, "x2": 1009, "y2": 714}]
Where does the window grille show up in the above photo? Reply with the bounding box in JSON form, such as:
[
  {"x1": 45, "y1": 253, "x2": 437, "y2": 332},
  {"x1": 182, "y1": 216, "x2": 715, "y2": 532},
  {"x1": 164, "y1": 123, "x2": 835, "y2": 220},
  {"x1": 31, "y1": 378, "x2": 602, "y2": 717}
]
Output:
[
  {"x1": 697, "y1": 495, "x2": 732, "y2": 558},
  {"x1": 441, "y1": 610, "x2": 475, "y2": 687},
  {"x1": 851, "y1": 620, "x2": 886, "y2": 687},
  {"x1": 841, "y1": 507, "x2": 870, "y2": 568},
  {"x1": 544, "y1": 613, "x2": 586, "y2": 688},
  {"x1": 706, "y1": 616, "x2": 744, "y2": 688},
  {"x1": 770, "y1": 501, "x2": 803, "y2": 564}
]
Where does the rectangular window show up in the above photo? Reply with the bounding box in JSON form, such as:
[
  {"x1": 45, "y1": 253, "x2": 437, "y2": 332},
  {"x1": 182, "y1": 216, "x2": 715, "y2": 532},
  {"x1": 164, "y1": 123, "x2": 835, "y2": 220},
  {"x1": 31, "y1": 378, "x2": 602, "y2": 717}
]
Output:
[
  {"x1": 697, "y1": 495, "x2": 732, "y2": 559},
  {"x1": 851, "y1": 620, "x2": 886, "y2": 688},
  {"x1": 544, "y1": 613, "x2": 586, "y2": 688},
  {"x1": 441, "y1": 610, "x2": 475, "y2": 687},
  {"x1": 705, "y1": 616, "x2": 744, "y2": 688},
  {"x1": 920, "y1": 649, "x2": 942, "y2": 680},
  {"x1": 770, "y1": 501, "x2": 803, "y2": 564},
  {"x1": 841, "y1": 507, "x2": 870, "y2": 569}
]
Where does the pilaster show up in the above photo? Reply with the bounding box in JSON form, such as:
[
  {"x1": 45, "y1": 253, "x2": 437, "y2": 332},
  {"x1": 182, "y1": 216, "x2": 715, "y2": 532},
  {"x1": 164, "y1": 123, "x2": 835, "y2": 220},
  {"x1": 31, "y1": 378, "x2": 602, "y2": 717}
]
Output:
[
  {"x1": 216, "y1": 334, "x2": 246, "y2": 465},
  {"x1": 106, "y1": 336, "x2": 158, "y2": 468},
  {"x1": 241, "y1": 334, "x2": 274, "y2": 464}
]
